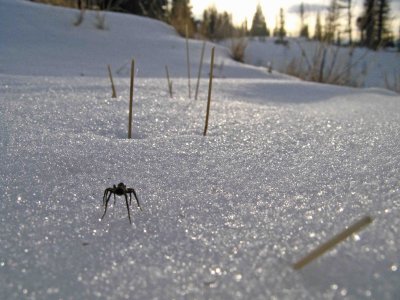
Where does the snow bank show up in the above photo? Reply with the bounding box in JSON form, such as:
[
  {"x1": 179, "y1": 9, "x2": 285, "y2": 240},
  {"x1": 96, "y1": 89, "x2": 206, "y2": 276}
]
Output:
[{"x1": 0, "y1": 0, "x2": 272, "y2": 78}]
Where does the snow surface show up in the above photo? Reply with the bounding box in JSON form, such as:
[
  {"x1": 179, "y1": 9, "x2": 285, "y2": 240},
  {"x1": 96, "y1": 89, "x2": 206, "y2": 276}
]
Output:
[{"x1": 0, "y1": 0, "x2": 399, "y2": 299}]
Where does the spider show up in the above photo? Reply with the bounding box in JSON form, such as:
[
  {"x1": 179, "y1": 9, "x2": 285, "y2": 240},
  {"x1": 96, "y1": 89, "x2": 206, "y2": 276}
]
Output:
[{"x1": 101, "y1": 182, "x2": 142, "y2": 224}]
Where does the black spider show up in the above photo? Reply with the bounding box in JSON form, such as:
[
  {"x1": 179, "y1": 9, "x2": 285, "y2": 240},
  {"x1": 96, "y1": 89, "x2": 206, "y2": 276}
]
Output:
[{"x1": 101, "y1": 182, "x2": 142, "y2": 224}]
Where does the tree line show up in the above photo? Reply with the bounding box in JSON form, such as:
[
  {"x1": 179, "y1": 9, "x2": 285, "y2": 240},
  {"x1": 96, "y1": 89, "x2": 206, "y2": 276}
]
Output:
[
  {"x1": 302, "y1": 0, "x2": 395, "y2": 49},
  {"x1": 113, "y1": 0, "x2": 397, "y2": 49},
  {"x1": 313, "y1": 0, "x2": 394, "y2": 49},
  {"x1": 34, "y1": 0, "x2": 397, "y2": 50}
]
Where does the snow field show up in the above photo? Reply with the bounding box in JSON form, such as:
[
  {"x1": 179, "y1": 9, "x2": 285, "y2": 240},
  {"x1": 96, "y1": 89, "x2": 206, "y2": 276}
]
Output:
[{"x1": 1, "y1": 74, "x2": 399, "y2": 299}]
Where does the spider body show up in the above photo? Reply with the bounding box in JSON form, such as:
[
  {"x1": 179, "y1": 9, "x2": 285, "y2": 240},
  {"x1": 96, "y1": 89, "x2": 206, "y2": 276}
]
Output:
[{"x1": 101, "y1": 182, "x2": 142, "y2": 224}]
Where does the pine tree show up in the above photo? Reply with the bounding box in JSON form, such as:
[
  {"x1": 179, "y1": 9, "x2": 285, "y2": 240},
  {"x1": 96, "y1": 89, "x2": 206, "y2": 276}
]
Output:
[
  {"x1": 169, "y1": 0, "x2": 195, "y2": 37},
  {"x1": 299, "y1": 3, "x2": 305, "y2": 30},
  {"x1": 201, "y1": 6, "x2": 218, "y2": 39},
  {"x1": 142, "y1": 0, "x2": 168, "y2": 19},
  {"x1": 250, "y1": 4, "x2": 269, "y2": 37},
  {"x1": 201, "y1": 6, "x2": 235, "y2": 40},
  {"x1": 376, "y1": 0, "x2": 391, "y2": 47},
  {"x1": 356, "y1": 15, "x2": 366, "y2": 43},
  {"x1": 314, "y1": 12, "x2": 323, "y2": 41},
  {"x1": 359, "y1": 0, "x2": 392, "y2": 49},
  {"x1": 118, "y1": 0, "x2": 142, "y2": 14},
  {"x1": 364, "y1": 0, "x2": 376, "y2": 48},
  {"x1": 300, "y1": 25, "x2": 309, "y2": 39},
  {"x1": 277, "y1": 8, "x2": 286, "y2": 40},
  {"x1": 216, "y1": 12, "x2": 234, "y2": 39},
  {"x1": 273, "y1": 16, "x2": 279, "y2": 37},
  {"x1": 299, "y1": 3, "x2": 309, "y2": 38},
  {"x1": 116, "y1": 0, "x2": 167, "y2": 18},
  {"x1": 337, "y1": 0, "x2": 353, "y2": 44},
  {"x1": 325, "y1": 0, "x2": 340, "y2": 43}
]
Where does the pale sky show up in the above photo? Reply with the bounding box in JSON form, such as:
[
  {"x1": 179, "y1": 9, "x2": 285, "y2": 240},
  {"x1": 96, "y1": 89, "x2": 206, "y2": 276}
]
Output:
[{"x1": 191, "y1": 0, "x2": 400, "y2": 38}]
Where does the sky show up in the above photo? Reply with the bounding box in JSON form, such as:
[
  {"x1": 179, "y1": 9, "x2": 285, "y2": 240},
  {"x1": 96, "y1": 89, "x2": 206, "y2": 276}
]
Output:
[{"x1": 191, "y1": 0, "x2": 400, "y2": 38}]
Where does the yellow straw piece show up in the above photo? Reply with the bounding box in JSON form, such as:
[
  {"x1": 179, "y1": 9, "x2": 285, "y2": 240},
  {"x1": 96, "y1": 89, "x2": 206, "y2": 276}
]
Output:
[
  {"x1": 293, "y1": 215, "x2": 373, "y2": 270},
  {"x1": 107, "y1": 64, "x2": 117, "y2": 98}
]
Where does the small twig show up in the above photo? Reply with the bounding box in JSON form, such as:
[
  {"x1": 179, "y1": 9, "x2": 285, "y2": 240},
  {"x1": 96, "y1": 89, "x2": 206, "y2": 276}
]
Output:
[
  {"x1": 165, "y1": 65, "x2": 173, "y2": 97},
  {"x1": 292, "y1": 215, "x2": 373, "y2": 270},
  {"x1": 203, "y1": 47, "x2": 215, "y2": 136},
  {"x1": 107, "y1": 64, "x2": 117, "y2": 98},
  {"x1": 195, "y1": 40, "x2": 206, "y2": 100},
  {"x1": 128, "y1": 59, "x2": 135, "y2": 139}
]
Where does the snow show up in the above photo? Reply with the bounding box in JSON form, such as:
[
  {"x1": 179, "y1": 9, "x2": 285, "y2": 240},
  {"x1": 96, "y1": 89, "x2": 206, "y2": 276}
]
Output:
[
  {"x1": 0, "y1": 0, "x2": 399, "y2": 299},
  {"x1": 0, "y1": 0, "x2": 271, "y2": 79}
]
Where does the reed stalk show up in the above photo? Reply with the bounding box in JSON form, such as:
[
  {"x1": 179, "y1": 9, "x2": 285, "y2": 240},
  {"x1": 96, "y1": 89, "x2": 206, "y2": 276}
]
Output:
[
  {"x1": 203, "y1": 47, "x2": 215, "y2": 136},
  {"x1": 128, "y1": 59, "x2": 135, "y2": 139},
  {"x1": 165, "y1": 65, "x2": 173, "y2": 97},
  {"x1": 107, "y1": 64, "x2": 117, "y2": 98}
]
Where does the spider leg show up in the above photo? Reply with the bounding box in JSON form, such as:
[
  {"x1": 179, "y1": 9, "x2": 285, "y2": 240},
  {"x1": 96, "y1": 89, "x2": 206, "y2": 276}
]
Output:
[
  {"x1": 124, "y1": 192, "x2": 132, "y2": 224},
  {"x1": 128, "y1": 188, "x2": 142, "y2": 211},
  {"x1": 101, "y1": 192, "x2": 113, "y2": 220},
  {"x1": 113, "y1": 194, "x2": 117, "y2": 205},
  {"x1": 103, "y1": 189, "x2": 109, "y2": 206}
]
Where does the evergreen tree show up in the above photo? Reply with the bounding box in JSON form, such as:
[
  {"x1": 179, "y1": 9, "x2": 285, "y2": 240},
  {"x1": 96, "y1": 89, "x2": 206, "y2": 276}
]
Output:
[
  {"x1": 298, "y1": 3, "x2": 309, "y2": 38},
  {"x1": 299, "y1": 3, "x2": 305, "y2": 30},
  {"x1": 250, "y1": 4, "x2": 269, "y2": 37},
  {"x1": 314, "y1": 12, "x2": 323, "y2": 41},
  {"x1": 277, "y1": 8, "x2": 286, "y2": 40},
  {"x1": 337, "y1": 0, "x2": 353, "y2": 44},
  {"x1": 376, "y1": 0, "x2": 391, "y2": 47},
  {"x1": 300, "y1": 25, "x2": 309, "y2": 39},
  {"x1": 118, "y1": 0, "x2": 142, "y2": 14},
  {"x1": 201, "y1": 6, "x2": 235, "y2": 40},
  {"x1": 273, "y1": 16, "x2": 279, "y2": 37},
  {"x1": 169, "y1": 0, "x2": 195, "y2": 37},
  {"x1": 144, "y1": 0, "x2": 168, "y2": 19},
  {"x1": 356, "y1": 15, "x2": 366, "y2": 43},
  {"x1": 114, "y1": 0, "x2": 167, "y2": 18},
  {"x1": 359, "y1": 0, "x2": 392, "y2": 49},
  {"x1": 325, "y1": 0, "x2": 340, "y2": 43},
  {"x1": 217, "y1": 12, "x2": 234, "y2": 39},
  {"x1": 201, "y1": 6, "x2": 218, "y2": 38},
  {"x1": 363, "y1": 0, "x2": 376, "y2": 48}
]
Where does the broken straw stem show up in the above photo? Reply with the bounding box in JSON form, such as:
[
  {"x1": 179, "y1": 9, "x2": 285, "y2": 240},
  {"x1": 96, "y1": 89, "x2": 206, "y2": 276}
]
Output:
[
  {"x1": 165, "y1": 65, "x2": 172, "y2": 97},
  {"x1": 203, "y1": 47, "x2": 215, "y2": 136},
  {"x1": 128, "y1": 59, "x2": 135, "y2": 139},
  {"x1": 292, "y1": 215, "x2": 373, "y2": 270},
  {"x1": 107, "y1": 64, "x2": 117, "y2": 98}
]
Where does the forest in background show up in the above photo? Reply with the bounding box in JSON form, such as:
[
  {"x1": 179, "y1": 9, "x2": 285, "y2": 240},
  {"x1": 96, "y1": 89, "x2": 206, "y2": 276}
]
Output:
[{"x1": 31, "y1": 0, "x2": 399, "y2": 50}]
